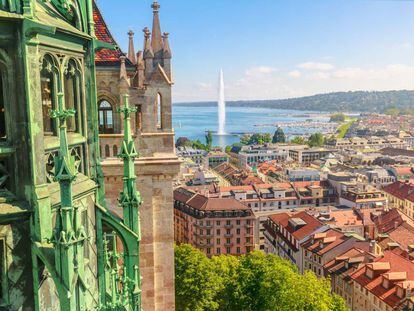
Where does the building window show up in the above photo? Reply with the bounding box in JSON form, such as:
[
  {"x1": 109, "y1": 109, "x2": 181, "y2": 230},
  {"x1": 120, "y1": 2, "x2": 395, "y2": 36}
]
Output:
[
  {"x1": 64, "y1": 59, "x2": 81, "y2": 133},
  {"x1": 155, "y1": 93, "x2": 162, "y2": 128},
  {"x1": 0, "y1": 74, "x2": 5, "y2": 140},
  {"x1": 216, "y1": 238, "x2": 220, "y2": 244},
  {"x1": 113, "y1": 145, "x2": 118, "y2": 157},
  {"x1": 98, "y1": 100, "x2": 114, "y2": 134},
  {"x1": 236, "y1": 228, "x2": 240, "y2": 235},
  {"x1": 216, "y1": 221, "x2": 220, "y2": 226},
  {"x1": 236, "y1": 220, "x2": 240, "y2": 225},
  {"x1": 216, "y1": 248, "x2": 221, "y2": 254},
  {"x1": 216, "y1": 229, "x2": 220, "y2": 235},
  {"x1": 207, "y1": 248, "x2": 210, "y2": 255},
  {"x1": 41, "y1": 56, "x2": 57, "y2": 135},
  {"x1": 226, "y1": 238, "x2": 230, "y2": 244},
  {"x1": 237, "y1": 238, "x2": 240, "y2": 244},
  {"x1": 226, "y1": 247, "x2": 231, "y2": 254},
  {"x1": 136, "y1": 104, "x2": 142, "y2": 130},
  {"x1": 237, "y1": 247, "x2": 240, "y2": 254}
]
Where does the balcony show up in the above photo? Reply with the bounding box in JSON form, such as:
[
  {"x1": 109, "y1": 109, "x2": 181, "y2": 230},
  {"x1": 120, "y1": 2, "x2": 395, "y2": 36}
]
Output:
[
  {"x1": 224, "y1": 242, "x2": 233, "y2": 247},
  {"x1": 245, "y1": 223, "x2": 253, "y2": 229},
  {"x1": 196, "y1": 241, "x2": 213, "y2": 248},
  {"x1": 224, "y1": 224, "x2": 233, "y2": 229},
  {"x1": 224, "y1": 233, "x2": 233, "y2": 238}
]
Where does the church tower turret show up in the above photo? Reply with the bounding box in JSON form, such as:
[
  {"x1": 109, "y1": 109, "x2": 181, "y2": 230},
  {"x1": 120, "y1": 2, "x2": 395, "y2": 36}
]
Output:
[
  {"x1": 143, "y1": 27, "x2": 154, "y2": 79},
  {"x1": 151, "y1": 1, "x2": 163, "y2": 63},
  {"x1": 128, "y1": 30, "x2": 137, "y2": 65}
]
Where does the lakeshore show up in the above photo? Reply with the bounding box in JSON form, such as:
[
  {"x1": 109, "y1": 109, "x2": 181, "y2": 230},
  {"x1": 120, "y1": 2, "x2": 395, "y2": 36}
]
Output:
[{"x1": 172, "y1": 105, "x2": 334, "y2": 147}]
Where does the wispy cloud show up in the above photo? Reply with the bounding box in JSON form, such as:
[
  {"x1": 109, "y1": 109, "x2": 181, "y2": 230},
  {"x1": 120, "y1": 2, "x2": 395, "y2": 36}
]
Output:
[
  {"x1": 288, "y1": 70, "x2": 301, "y2": 78},
  {"x1": 173, "y1": 63, "x2": 414, "y2": 102},
  {"x1": 297, "y1": 62, "x2": 334, "y2": 71}
]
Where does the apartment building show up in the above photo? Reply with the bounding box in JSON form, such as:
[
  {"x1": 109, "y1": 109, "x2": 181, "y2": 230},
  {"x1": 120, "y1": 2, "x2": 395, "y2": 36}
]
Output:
[
  {"x1": 263, "y1": 211, "x2": 325, "y2": 272},
  {"x1": 339, "y1": 186, "x2": 387, "y2": 209},
  {"x1": 236, "y1": 145, "x2": 288, "y2": 167},
  {"x1": 289, "y1": 148, "x2": 333, "y2": 165},
  {"x1": 174, "y1": 187, "x2": 256, "y2": 257},
  {"x1": 383, "y1": 181, "x2": 414, "y2": 219},
  {"x1": 301, "y1": 229, "x2": 367, "y2": 278},
  {"x1": 326, "y1": 136, "x2": 408, "y2": 150},
  {"x1": 324, "y1": 247, "x2": 375, "y2": 310},
  {"x1": 350, "y1": 250, "x2": 414, "y2": 311}
]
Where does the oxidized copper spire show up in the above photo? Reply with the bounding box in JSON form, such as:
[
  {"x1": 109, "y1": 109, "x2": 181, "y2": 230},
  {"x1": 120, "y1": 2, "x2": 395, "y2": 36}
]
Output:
[
  {"x1": 151, "y1": 1, "x2": 163, "y2": 59},
  {"x1": 127, "y1": 30, "x2": 136, "y2": 64}
]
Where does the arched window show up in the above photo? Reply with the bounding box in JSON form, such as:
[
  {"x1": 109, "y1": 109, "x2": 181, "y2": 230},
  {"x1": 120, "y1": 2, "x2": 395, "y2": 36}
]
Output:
[
  {"x1": 98, "y1": 100, "x2": 114, "y2": 134},
  {"x1": 0, "y1": 73, "x2": 5, "y2": 140},
  {"x1": 113, "y1": 145, "x2": 118, "y2": 157},
  {"x1": 105, "y1": 145, "x2": 110, "y2": 158},
  {"x1": 155, "y1": 93, "x2": 162, "y2": 129},
  {"x1": 64, "y1": 59, "x2": 82, "y2": 133},
  {"x1": 40, "y1": 55, "x2": 57, "y2": 135}
]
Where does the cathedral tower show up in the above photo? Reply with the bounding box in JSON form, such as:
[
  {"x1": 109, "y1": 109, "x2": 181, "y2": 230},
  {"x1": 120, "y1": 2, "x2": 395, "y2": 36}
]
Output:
[{"x1": 95, "y1": 2, "x2": 180, "y2": 310}]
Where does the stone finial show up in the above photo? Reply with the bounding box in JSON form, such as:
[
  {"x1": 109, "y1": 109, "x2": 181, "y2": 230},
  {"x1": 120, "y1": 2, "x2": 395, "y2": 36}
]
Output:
[
  {"x1": 127, "y1": 30, "x2": 136, "y2": 65},
  {"x1": 151, "y1": 1, "x2": 160, "y2": 12}
]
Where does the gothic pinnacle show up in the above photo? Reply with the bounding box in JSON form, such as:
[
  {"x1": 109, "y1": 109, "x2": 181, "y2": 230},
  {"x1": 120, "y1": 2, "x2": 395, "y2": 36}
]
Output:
[{"x1": 127, "y1": 30, "x2": 136, "y2": 64}]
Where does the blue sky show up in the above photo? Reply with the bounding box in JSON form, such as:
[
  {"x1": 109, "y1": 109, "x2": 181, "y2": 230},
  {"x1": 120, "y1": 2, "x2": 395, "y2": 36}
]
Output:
[{"x1": 98, "y1": 0, "x2": 414, "y2": 102}]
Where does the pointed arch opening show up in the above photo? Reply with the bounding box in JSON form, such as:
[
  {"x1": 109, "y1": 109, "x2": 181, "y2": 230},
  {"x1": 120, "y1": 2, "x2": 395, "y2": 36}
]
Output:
[
  {"x1": 40, "y1": 55, "x2": 58, "y2": 135},
  {"x1": 155, "y1": 93, "x2": 162, "y2": 129},
  {"x1": 98, "y1": 100, "x2": 114, "y2": 134}
]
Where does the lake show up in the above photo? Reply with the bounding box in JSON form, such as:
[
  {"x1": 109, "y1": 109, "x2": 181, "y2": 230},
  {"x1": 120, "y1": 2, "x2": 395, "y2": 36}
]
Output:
[{"x1": 172, "y1": 105, "x2": 330, "y2": 148}]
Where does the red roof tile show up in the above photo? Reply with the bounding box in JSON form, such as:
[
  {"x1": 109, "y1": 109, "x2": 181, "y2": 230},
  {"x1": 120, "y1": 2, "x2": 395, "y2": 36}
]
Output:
[
  {"x1": 93, "y1": 1, "x2": 133, "y2": 66},
  {"x1": 350, "y1": 251, "x2": 414, "y2": 308}
]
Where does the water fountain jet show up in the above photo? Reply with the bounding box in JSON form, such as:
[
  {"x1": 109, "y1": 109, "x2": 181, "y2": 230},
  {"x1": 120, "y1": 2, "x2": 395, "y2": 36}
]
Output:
[{"x1": 218, "y1": 69, "x2": 226, "y2": 135}]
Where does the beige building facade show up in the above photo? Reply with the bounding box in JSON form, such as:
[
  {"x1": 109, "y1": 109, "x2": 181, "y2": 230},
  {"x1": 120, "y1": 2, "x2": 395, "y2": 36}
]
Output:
[{"x1": 94, "y1": 2, "x2": 180, "y2": 310}]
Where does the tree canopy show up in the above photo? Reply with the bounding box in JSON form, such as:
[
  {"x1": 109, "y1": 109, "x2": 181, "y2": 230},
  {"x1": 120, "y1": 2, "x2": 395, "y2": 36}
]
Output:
[
  {"x1": 175, "y1": 244, "x2": 347, "y2": 311},
  {"x1": 240, "y1": 133, "x2": 272, "y2": 145},
  {"x1": 307, "y1": 132, "x2": 325, "y2": 147},
  {"x1": 329, "y1": 113, "x2": 346, "y2": 122},
  {"x1": 290, "y1": 136, "x2": 306, "y2": 145},
  {"x1": 272, "y1": 127, "x2": 286, "y2": 143}
]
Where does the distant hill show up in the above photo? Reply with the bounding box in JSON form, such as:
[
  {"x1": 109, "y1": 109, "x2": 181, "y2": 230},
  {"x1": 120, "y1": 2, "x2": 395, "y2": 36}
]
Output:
[{"x1": 174, "y1": 90, "x2": 414, "y2": 113}]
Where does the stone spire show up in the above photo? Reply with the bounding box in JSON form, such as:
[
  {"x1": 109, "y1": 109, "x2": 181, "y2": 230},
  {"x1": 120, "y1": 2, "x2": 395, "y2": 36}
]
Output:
[
  {"x1": 119, "y1": 55, "x2": 130, "y2": 90},
  {"x1": 127, "y1": 30, "x2": 137, "y2": 64},
  {"x1": 162, "y1": 32, "x2": 171, "y2": 59},
  {"x1": 143, "y1": 27, "x2": 154, "y2": 59},
  {"x1": 151, "y1": 1, "x2": 163, "y2": 59}
]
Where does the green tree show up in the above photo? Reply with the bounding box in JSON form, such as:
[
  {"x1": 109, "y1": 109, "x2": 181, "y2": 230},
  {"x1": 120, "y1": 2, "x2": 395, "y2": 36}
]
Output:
[
  {"x1": 308, "y1": 132, "x2": 325, "y2": 147},
  {"x1": 290, "y1": 136, "x2": 306, "y2": 145},
  {"x1": 176, "y1": 136, "x2": 192, "y2": 147},
  {"x1": 205, "y1": 130, "x2": 213, "y2": 151},
  {"x1": 272, "y1": 127, "x2": 286, "y2": 143},
  {"x1": 175, "y1": 245, "x2": 222, "y2": 311},
  {"x1": 329, "y1": 113, "x2": 346, "y2": 122},
  {"x1": 191, "y1": 139, "x2": 208, "y2": 151},
  {"x1": 384, "y1": 107, "x2": 400, "y2": 116},
  {"x1": 175, "y1": 245, "x2": 347, "y2": 311}
]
